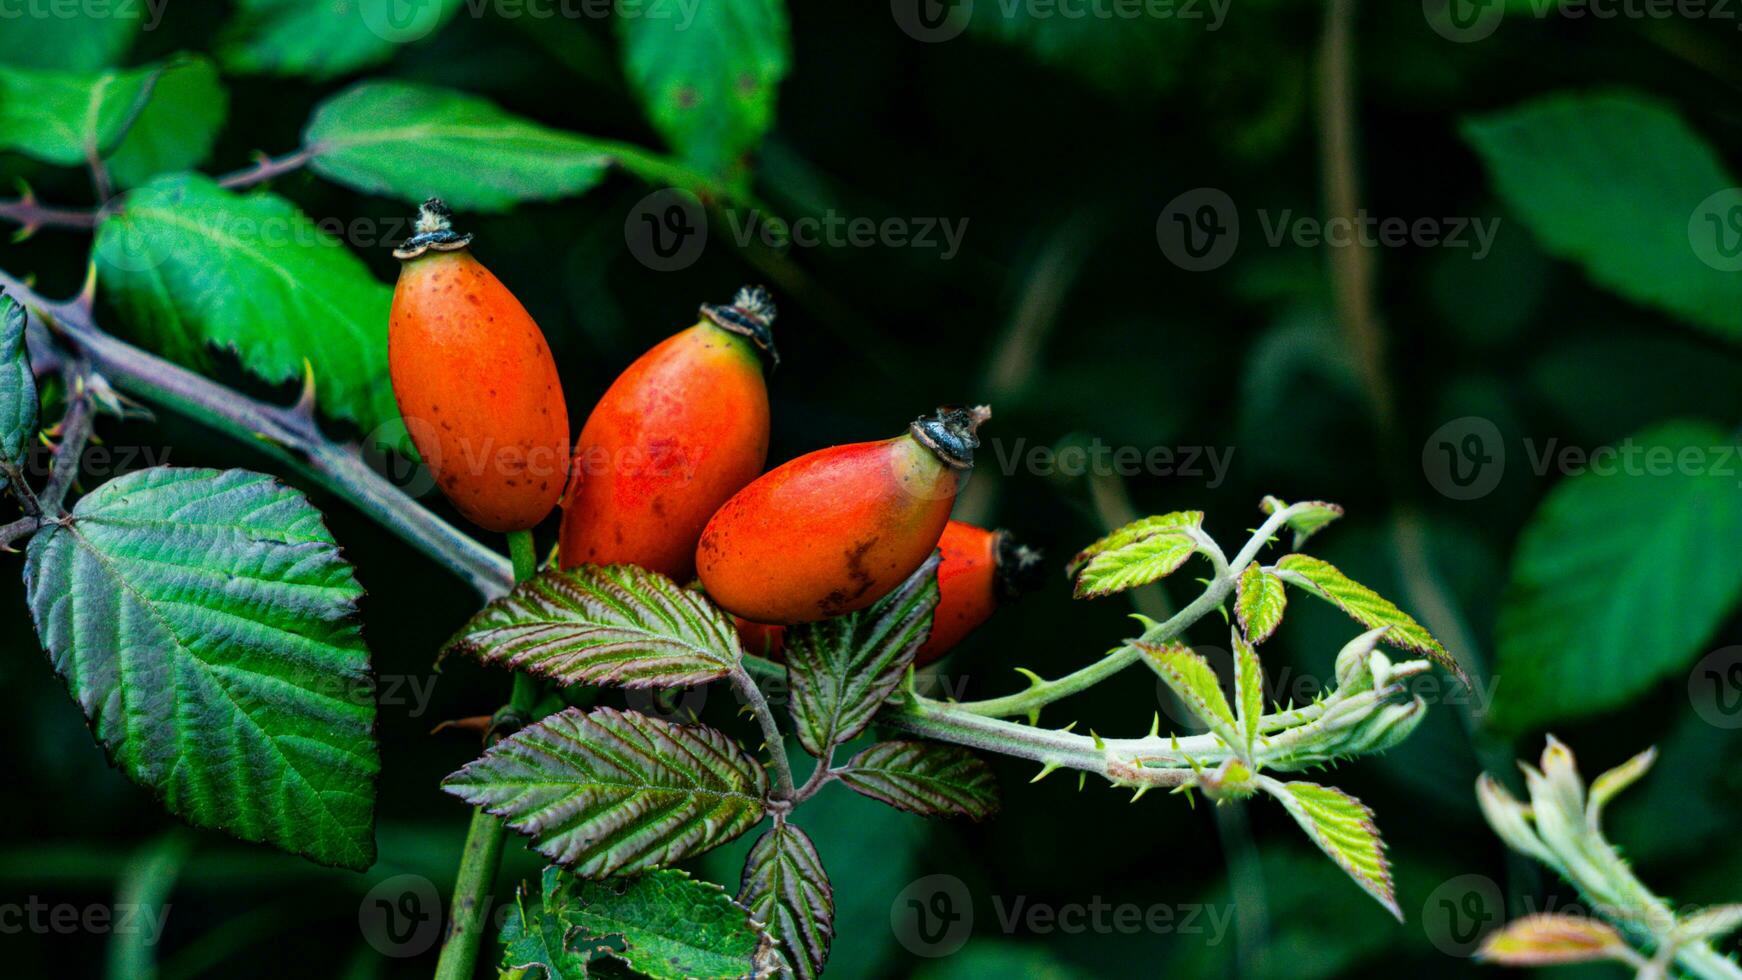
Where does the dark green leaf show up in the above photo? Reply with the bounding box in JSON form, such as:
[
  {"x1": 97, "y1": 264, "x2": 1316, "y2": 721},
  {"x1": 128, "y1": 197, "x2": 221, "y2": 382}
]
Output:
[
  {"x1": 219, "y1": 0, "x2": 461, "y2": 81},
  {"x1": 443, "y1": 706, "x2": 767, "y2": 877},
  {"x1": 0, "y1": 10, "x2": 138, "y2": 70},
  {"x1": 24, "y1": 467, "x2": 378, "y2": 869},
  {"x1": 785, "y1": 556, "x2": 940, "y2": 757},
  {"x1": 835, "y1": 741, "x2": 999, "y2": 821},
  {"x1": 94, "y1": 173, "x2": 398, "y2": 433},
  {"x1": 0, "y1": 61, "x2": 160, "y2": 166},
  {"x1": 738, "y1": 823, "x2": 833, "y2": 980},
  {"x1": 1491, "y1": 421, "x2": 1742, "y2": 731},
  {"x1": 554, "y1": 865, "x2": 771, "y2": 980},
  {"x1": 500, "y1": 867, "x2": 592, "y2": 980},
  {"x1": 105, "y1": 56, "x2": 228, "y2": 189},
  {"x1": 0, "y1": 293, "x2": 36, "y2": 492},
  {"x1": 442, "y1": 564, "x2": 741, "y2": 689}
]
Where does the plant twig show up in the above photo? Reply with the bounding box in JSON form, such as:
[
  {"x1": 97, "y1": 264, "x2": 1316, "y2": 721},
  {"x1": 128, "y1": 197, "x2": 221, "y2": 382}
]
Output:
[
  {"x1": 0, "y1": 196, "x2": 100, "y2": 232},
  {"x1": 217, "y1": 148, "x2": 317, "y2": 190},
  {"x1": 0, "y1": 516, "x2": 39, "y2": 550},
  {"x1": 733, "y1": 663, "x2": 797, "y2": 801},
  {"x1": 39, "y1": 364, "x2": 96, "y2": 513}
]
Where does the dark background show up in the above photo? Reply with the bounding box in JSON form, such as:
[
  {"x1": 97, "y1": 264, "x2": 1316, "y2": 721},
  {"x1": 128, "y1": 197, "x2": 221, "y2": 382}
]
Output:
[{"x1": 2, "y1": 1, "x2": 1741, "y2": 977}]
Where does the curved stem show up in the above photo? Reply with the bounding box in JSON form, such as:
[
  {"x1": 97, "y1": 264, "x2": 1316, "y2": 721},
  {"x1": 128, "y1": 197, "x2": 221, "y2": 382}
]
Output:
[
  {"x1": 217, "y1": 148, "x2": 317, "y2": 190},
  {"x1": 733, "y1": 664, "x2": 796, "y2": 800}
]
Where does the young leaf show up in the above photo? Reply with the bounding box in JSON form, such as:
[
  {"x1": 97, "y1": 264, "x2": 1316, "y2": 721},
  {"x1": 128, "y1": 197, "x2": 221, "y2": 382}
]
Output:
[
  {"x1": 1273, "y1": 554, "x2": 1463, "y2": 682},
  {"x1": 1138, "y1": 641, "x2": 1242, "y2": 750},
  {"x1": 1072, "y1": 531, "x2": 1200, "y2": 600},
  {"x1": 1259, "y1": 495, "x2": 1344, "y2": 549},
  {"x1": 1235, "y1": 564, "x2": 1286, "y2": 643},
  {"x1": 104, "y1": 56, "x2": 228, "y2": 189},
  {"x1": 738, "y1": 823, "x2": 834, "y2": 980},
  {"x1": 1464, "y1": 90, "x2": 1742, "y2": 340},
  {"x1": 1066, "y1": 511, "x2": 1203, "y2": 574},
  {"x1": 1475, "y1": 914, "x2": 1632, "y2": 966},
  {"x1": 499, "y1": 868, "x2": 592, "y2": 980},
  {"x1": 1680, "y1": 905, "x2": 1742, "y2": 943},
  {"x1": 835, "y1": 741, "x2": 1000, "y2": 821},
  {"x1": 304, "y1": 82, "x2": 618, "y2": 212},
  {"x1": 1491, "y1": 422, "x2": 1742, "y2": 731},
  {"x1": 443, "y1": 706, "x2": 767, "y2": 877},
  {"x1": 553, "y1": 865, "x2": 772, "y2": 980},
  {"x1": 0, "y1": 61, "x2": 161, "y2": 165},
  {"x1": 0, "y1": 11, "x2": 137, "y2": 71},
  {"x1": 24, "y1": 467, "x2": 378, "y2": 869},
  {"x1": 618, "y1": 0, "x2": 790, "y2": 188},
  {"x1": 94, "y1": 173, "x2": 398, "y2": 433},
  {"x1": 219, "y1": 0, "x2": 461, "y2": 81},
  {"x1": 441, "y1": 564, "x2": 740, "y2": 689},
  {"x1": 1231, "y1": 631, "x2": 1263, "y2": 757},
  {"x1": 1258, "y1": 777, "x2": 1399, "y2": 921},
  {"x1": 0, "y1": 293, "x2": 36, "y2": 492},
  {"x1": 786, "y1": 556, "x2": 939, "y2": 757}
]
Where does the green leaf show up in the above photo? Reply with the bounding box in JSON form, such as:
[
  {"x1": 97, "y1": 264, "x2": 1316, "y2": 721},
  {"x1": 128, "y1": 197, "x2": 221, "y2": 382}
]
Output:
[
  {"x1": 738, "y1": 823, "x2": 833, "y2": 980},
  {"x1": 1235, "y1": 564, "x2": 1287, "y2": 644},
  {"x1": 554, "y1": 865, "x2": 771, "y2": 980},
  {"x1": 0, "y1": 293, "x2": 36, "y2": 492},
  {"x1": 1491, "y1": 421, "x2": 1742, "y2": 731},
  {"x1": 304, "y1": 81, "x2": 619, "y2": 212},
  {"x1": 0, "y1": 61, "x2": 160, "y2": 166},
  {"x1": 443, "y1": 564, "x2": 741, "y2": 689},
  {"x1": 618, "y1": 0, "x2": 790, "y2": 188},
  {"x1": 23, "y1": 467, "x2": 378, "y2": 869},
  {"x1": 443, "y1": 706, "x2": 767, "y2": 877},
  {"x1": 1231, "y1": 630, "x2": 1263, "y2": 757},
  {"x1": 0, "y1": 10, "x2": 138, "y2": 70},
  {"x1": 1260, "y1": 495, "x2": 1344, "y2": 549},
  {"x1": 1066, "y1": 511, "x2": 1203, "y2": 572},
  {"x1": 964, "y1": 6, "x2": 1193, "y2": 97},
  {"x1": 1138, "y1": 641, "x2": 1242, "y2": 749},
  {"x1": 219, "y1": 0, "x2": 461, "y2": 81},
  {"x1": 1258, "y1": 777, "x2": 1399, "y2": 921},
  {"x1": 1475, "y1": 914, "x2": 1631, "y2": 966},
  {"x1": 499, "y1": 868, "x2": 592, "y2": 980},
  {"x1": 835, "y1": 741, "x2": 999, "y2": 821},
  {"x1": 94, "y1": 173, "x2": 398, "y2": 433},
  {"x1": 105, "y1": 56, "x2": 228, "y2": 190},
  {"x1": 1069, "y1": 513, "x2": 1203, "y2": 599},
  {"x1": 786, "y1": 556, "x2": 940, "y2": 757},
  {"x1": 1680, "y1": 905, "x2": 1742, "y2": 943},
  {"x1": 1463, "y1": 90, "x2": 1742, "y2": 340},
  {"x1": 1274, "y1": 554, "x2": 1462, "y2": 682}
]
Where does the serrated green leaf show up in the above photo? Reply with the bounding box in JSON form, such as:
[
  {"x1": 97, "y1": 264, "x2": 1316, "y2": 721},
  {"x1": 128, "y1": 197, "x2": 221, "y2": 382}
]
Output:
[
  {"x1": 0, "y1": 61, "x2": 160, "y2": 166},
  {"x1": 94, "y1": 173, "x2": 398, "y2": 433},
  {"x1": 500, "y1": 868, "x2": 592, "y2": 980},
  {"x1": 219, "y1": 0, "x2": 462, "y2": 81},
  {"x1": 444, "y1": 706, "x2": 767, "y2": 877},
  {"x1": 1274, "y1": 554, "x2": 1461, "y2": 682},
  {"x1": 1072, "y1": 532, "x2": 1199, "y2": 600},
  {"x1": 1138, "y1": 641, "x2": 1242, "y2": 749},
  {"x1": 835, "y1": 741, "x2": 1000, "y2": 821},
  {"x1": 1260, "y1": 495, "x2": 1344, "y2": 549},
  {"x1": 1231, "y1": 630, "x2": 1263, "y2": 757},
  {"x1": 1475, "y1": 914, "x2": 1631, "y2": 966},
  {"x1": 1258, "y1": 777, "x2": 1398, "y2": 921},
  {"x1": 1235, "y1": 564, "x2": 1286, "y2": 643},
  {"x1": 553, "y1": 865, "x2": 771, "y2": 980},
  {"x1": 105, "y1": 56, "x2": 227, "y2": 189},
  {"x1": 1463, "y1": 90, "x2": 1742, "y2": 340},
  {"x1": 443, "y1": 564, "x2": 740, "y2": 689},
  {"x1": 24, "y1": 467, "x2": 378, "y2": 869},
  {"x1": 786, "y1": 556, "x2": 939, "y2": 757},
  {"x1": 618, "y1": 0, "x2": 789, "y2": 188},
  {"x1": 0, "y1": 10, "x2": 138, "y2": 70},
  {"x1": 1491, "y1": 421, "x2": 1742, "y2": 731},
  {"x1": 1066, "y1": 511, "x2": 1203, "y2": 574},
  {"x1": 304, "y1": 81, "x2": 618, "y2": 212},
  {"x1": 738, "y1": 823, "x2": 833, "y2": 980},
  {"x1": 0, "y1": 293, "x2": 36, "y2": 492}
]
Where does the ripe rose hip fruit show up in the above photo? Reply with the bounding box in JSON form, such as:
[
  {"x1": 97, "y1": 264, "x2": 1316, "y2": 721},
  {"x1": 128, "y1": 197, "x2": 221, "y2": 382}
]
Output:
[
  {"x1": 697, "y1": 405, "x2": 991, "y2": 625},
  {"x1": 731, "y1": 519, "x2": 1042, "y2": 662},
  {"x1": 389, "y1": 199, "x2": 569, "y2": 532},
  {"x1": 559, "y1": 287, "x2": 775, "y2": 580}
]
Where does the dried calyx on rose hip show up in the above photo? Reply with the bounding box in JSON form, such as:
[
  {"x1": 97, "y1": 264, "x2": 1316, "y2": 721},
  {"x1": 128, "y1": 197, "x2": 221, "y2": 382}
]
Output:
[
  {"x1": 732, "y1": 519, "x2": 1043, "y2": 662},
  {"x1": 389, "y1": 198, "x2": 569, "y2": 533},
  {"x1": 559, "y1": 286, "x2": 775, "y2": 581},
  {"x1": 697, "y1": 405, "x2": 991, "y2": 625}
]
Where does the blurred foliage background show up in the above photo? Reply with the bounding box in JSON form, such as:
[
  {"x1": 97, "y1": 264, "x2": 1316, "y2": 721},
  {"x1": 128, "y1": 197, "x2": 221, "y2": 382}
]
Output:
[{"x1": 2, "y1": 0, "x2": 1742, "y2": 977}]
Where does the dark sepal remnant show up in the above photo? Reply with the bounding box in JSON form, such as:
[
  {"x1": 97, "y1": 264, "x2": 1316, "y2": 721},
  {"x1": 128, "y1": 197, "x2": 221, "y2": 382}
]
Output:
[
  {"x1": 701, "y1": 284, "x2": 780, "y2": 369},
  {"x1": 910, "y1": 405, "x2": 991, "y2": 469},
  {"x1": 393, "y1": 197, "x2": 475, "y2": 260}
]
